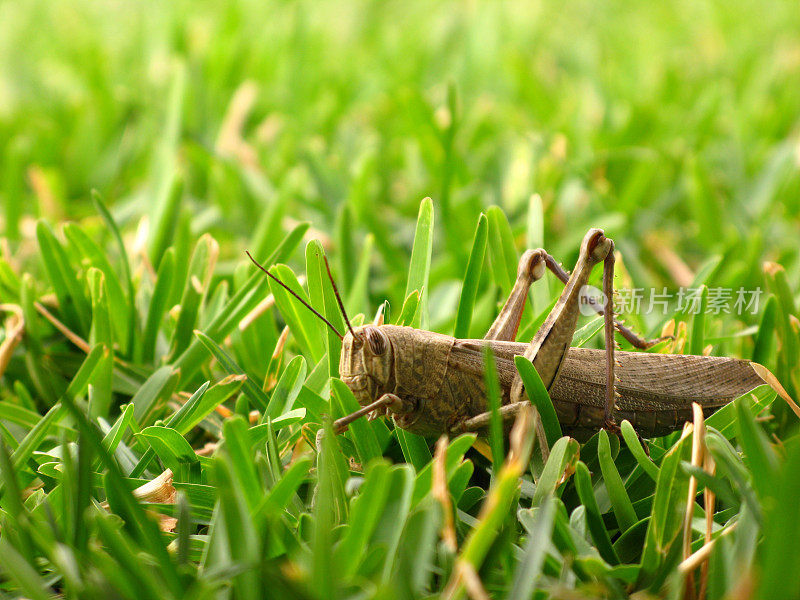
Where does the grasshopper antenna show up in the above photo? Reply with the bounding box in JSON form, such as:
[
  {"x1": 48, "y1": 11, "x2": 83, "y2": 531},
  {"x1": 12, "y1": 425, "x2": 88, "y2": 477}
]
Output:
[
  {"x1": 245, "y1": 251, "x2": 343, "y2": 340},
  {"x1": 323, "y1": 255, "x2": 357, "y2": 339}
]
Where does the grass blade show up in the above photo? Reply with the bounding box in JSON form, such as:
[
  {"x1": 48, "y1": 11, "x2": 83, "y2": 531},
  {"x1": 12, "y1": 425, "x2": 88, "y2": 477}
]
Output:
[
  {"x1": 454, "y1": 213, "x2": 488, "y2": 338},
  {"x1": 598, "y1": 429, "x2": 638, "y2": 532},
  {"x1": 404, "y1": 197, "x2": 434, "y2": 329}
]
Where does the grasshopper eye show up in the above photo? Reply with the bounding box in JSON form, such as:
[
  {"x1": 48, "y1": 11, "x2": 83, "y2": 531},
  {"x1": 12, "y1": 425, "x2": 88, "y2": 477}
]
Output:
[{"x1": 364, "y1": 326, "x2": 387, "y2": 355}]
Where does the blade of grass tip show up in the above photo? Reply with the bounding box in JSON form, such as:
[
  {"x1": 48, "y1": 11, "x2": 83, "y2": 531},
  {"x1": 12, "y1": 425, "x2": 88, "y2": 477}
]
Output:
[
  {"x1": 526, "y1": 194, "x2": 550, "y2": 314},
  {"x1": 752, "y1": 294, "x2": 777, "y2": 365},
  {"x1": 334, "y1": 461, "x2": 392, "y2": 576},
  {"x1": 304, "y1": 241, "x2": 329, "y2": 353},
  {"x1": 345, "y1": 233, "x2": 374, "y2": 318},
  {"x1": 59, "y1": 391, "x2": 184, "y2": 597},
  {"x1": 148, "y1": 63, "x2": 186, "y2": 266},
  {"x1": 574, "y1": 460, "x2": 619, "y2": 565},
  {"x1": 92, "y1": 191, "x2": 136, "y2": 355},
  {"x1": 267, "y1": 264, "x2": 325, "y2": 363},
  {"x1": 141, "y1": 248, "x2": 176, "y2": 363},
  {"x1": 88, "y1": 269, "x2": 114, "y2": 417},
  {"x1": 395, "y1": 427, "x2": 433, "y2": 473},
  {"x1": 131, "y1": 366, "x2": 180, "y2": 428},
  {"x1": 131, "y1": 381, "x2": 210, "y2": 477},
  {"x1": 621, "y1": 420, "x2": 659, "y2": 481},
  {"x1": 509, "y1": 497, "x2": 556, "y2": 600},
  {"x1": 194, "y1": 330, "x2": 269, "y2": 411},
  {"x1": 454, "y1": 213, "x2": 488, "y2": 338},
  {"x1": 405, "y1": 197, "x2": 434, "y2": 329},
  {"x1": 443, "y1": 408, "x2": 534, "y2": 599},
  {"x1": 735, "y1": 394, "x2": 779, "y2": 499},
  {"x1": 149, "y1": 177, "x2": 183, "y2": 270},
  {"x1": 172, "y1": 222, "x2": 308, "y2": 382},
  {"x1": 0, "y1": 537, "x2": 54, "y2": 600},
  {"x1": 209, "y1": 455, "x2": 260, "y2": 599},
  {"x1": 482, "y1": 344, "x2": 504, "y2": 481},
  {"x1": 99, "y1": 403, "x2": 135, "y2": 463},
  {"x1": 638, "y1": 434, "x2": 692, "y2": 588},
  {"x1": 513, "y1": 355, "x2": 561, "y2": 449},
  {"x1": 306, "y1": 241, "x2": 346, "y2": 377},
  {"x1": 256, "y1": 456, "x2": 312, "y2": 516},
  {"x1": 64, "y1": 222, "x2": 130, "y2": 354},
  {"x1": 137, "y1": 426, "x2": 200, "y2": 483},
  {"x1": 598, "y1": 429, "x2": 638, "y2": 533},
  {"x1": 411, "y1": 434, "x2": 476, "y2": 505},
  {"x1": 221, "y1": 416, "x2": 262, "y2": 511},
  {"x1": 264, "y1": 355, "x2": 307, "y2": 420},
  {"x1": 485, "y1": 205, "x2": 518, "y2": 295},
  {"x1": 396, "y1": 290, "x2": 420, "y2": 327},
  {"x1": 530, "y1": 436, "x2": 579, "y2": 507},
  {"x1": 391, "y1": 498, "x2": 440, "y2": 596},
  {"x1": 371, "y1": 465, "x2": 416, "y2": 583},
  {"x1": 688, "y1": 285, "x2": 708, "y2": 355},
  {"x1": 168, "y1": 234, "x2": 219, "y2": 361},
  {"x1": 36, "y1": 220, "x2": 91, "y2": 334}
]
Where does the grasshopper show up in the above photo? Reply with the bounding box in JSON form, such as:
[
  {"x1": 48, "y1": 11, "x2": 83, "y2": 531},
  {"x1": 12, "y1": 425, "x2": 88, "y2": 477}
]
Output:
[{"x1": 248, "y1": 227, "x2": 766, "y2": 441}]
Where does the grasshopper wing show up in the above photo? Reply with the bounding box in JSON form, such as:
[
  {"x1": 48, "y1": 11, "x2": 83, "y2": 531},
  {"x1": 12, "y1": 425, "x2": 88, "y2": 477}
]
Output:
[{"x1": 550, "y1": 348, "x2": 767, "y2": 436}]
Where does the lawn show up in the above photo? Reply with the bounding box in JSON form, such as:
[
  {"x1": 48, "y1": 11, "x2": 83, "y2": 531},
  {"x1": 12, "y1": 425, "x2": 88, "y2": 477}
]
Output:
[{"x1": 1, "y1": 0, "x2": 800, "y2": 598}]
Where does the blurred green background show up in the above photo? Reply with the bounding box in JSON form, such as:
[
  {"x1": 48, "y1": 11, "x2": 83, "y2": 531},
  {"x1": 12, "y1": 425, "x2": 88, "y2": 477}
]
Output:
[
  {"x1": 2, "y1": 2, "x2": 800, "y2": 597},
  {"x1": 3, "y1": 0, "x2": 799, "y2": 292}
]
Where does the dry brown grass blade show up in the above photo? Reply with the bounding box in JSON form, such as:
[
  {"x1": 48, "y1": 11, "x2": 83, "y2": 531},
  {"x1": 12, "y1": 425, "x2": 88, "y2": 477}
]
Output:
[
  {"x1": 645, "y1": 232, "x2": 695, "y2": 287},
  {"x1": 0, "y1": 304, "x2": 25, "y2": 379},
  {"x1": 700, "y1": 448, "x2": 716, "y2": 600},
  {"x1": 682, "y1": 402, "x2": 706, "y2": 600},
  {"x1": 238, "y1": 293, "x2": 276, "y2": 331},
  {"x1": 679, "y1": 522, "x2": 738, "y2": 574},
  {"x1": 672, "y1": 320, "x2": 688, "y2": 355},
  {"x1": 751, "y1": 362, "x2": 800, "y2": 419},
  {"x1": 216, "y1": 81, "x2": 259, "y2": 169},
  {"x1": 102, "y1": 469, "x2": 178, "y2": 532},
  {"x1": 442, "y1": 407, "x2": 534, "y2": 600},
  {"x1": 433, "y1": 435, "x2": 458, "y2": 553},
  {"x1": 34, "y1": 301, "x2": 91, "y2": 353},
  {"x1": 459, "y1": 562, "x2": 491, "y2": 600}
]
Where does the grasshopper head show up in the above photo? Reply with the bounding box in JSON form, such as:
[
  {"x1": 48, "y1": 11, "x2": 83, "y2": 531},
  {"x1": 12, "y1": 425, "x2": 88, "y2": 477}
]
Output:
[{"x1": 339, "y1": 325, "x2": 394, "y2": 407}]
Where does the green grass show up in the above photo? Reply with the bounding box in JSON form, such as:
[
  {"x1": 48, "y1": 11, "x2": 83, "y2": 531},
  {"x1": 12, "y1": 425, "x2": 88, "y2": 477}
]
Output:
[{"x1": 2, "y1": 0, "x2": 800, "y2": 597}]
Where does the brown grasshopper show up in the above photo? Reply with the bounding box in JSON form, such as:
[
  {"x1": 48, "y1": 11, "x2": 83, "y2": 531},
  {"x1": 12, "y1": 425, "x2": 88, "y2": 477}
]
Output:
[{"x1": 248, "y1": 227, "x2": 766, "y2": 441}]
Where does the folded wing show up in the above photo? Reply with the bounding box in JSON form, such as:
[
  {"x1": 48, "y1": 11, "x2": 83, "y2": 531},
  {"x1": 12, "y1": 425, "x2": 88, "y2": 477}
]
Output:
[{"x1": 550, "y1": 348, "x2": 766, "y2": 435}]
